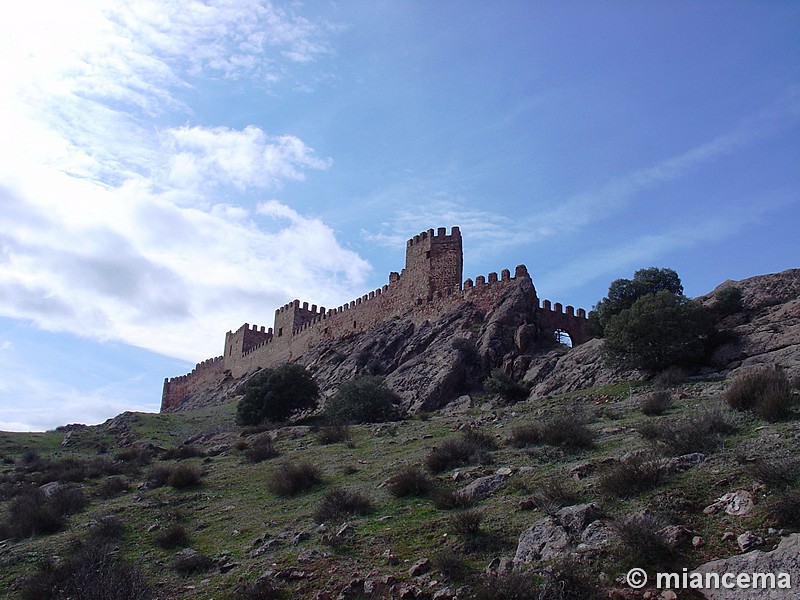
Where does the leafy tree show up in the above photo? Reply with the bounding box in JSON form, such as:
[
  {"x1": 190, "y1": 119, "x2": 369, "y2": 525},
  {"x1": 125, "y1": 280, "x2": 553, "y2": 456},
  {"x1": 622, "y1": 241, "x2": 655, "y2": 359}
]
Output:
[
  {"x1": 236, "y1": 364, "x2": 319, "y2": 425},
  {"x1": 603, "y1": 290, "x2": 713, "y2": 372},
  {"x1": 483, "y1": 368, "x2": 530, "y2": 403},
  {"x1": 324, "y1": 375, "x2": 400, "y2": 424},
  {"x1": 714, "y1": 285, "x2": 744, "y2": 317},
  {"x1": 590, "y1": 267, "x2": 683, "y2": 336}
]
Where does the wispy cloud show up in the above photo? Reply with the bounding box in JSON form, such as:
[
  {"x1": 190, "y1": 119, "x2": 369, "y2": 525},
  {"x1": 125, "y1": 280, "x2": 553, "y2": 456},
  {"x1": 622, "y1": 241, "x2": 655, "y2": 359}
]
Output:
[{"x1": 0, "y1": 2, "x2": 367, "y2": 362}]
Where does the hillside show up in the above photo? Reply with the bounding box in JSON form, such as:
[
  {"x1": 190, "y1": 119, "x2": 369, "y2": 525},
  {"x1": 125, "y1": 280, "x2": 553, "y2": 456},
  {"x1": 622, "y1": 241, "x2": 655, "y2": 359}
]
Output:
[{"x1": 0, "y1": 270, "x2": 798, "y2": 599}]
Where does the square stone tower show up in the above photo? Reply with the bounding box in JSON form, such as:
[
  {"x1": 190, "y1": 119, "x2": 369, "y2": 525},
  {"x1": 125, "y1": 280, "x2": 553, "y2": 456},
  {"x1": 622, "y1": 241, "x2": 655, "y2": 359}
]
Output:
[{"x1": 403, "y1": 226, "x2": 463, "y2": 299}]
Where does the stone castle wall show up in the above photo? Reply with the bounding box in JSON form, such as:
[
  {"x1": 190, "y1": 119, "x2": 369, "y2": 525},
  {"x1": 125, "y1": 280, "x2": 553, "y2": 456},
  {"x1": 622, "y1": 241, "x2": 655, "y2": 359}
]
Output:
[{"x1": 161, "y1": 226, "x2": 590, "y2": 411}]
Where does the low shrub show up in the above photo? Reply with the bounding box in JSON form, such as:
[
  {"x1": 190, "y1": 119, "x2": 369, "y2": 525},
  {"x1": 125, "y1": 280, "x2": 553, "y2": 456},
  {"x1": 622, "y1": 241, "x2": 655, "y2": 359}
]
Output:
[
  {"x1": 155, "y1": 524, "x2": 191, "y2": 549},
  {"x1": 432, "y1": 487, "x2": 474, "y2": 510},
  {"x1": 483, "y1": 368, "x2": 529, "y2": 403},
  {"x1": 49, "y1": 485, "x2": 88, "y2": 516},
  {"x1": 231, "y1": 578, "x2": 285, "y2": 600},
  {"x1": 167, "y1": 464, "x2": 203, "y2": 489},
  {"x1": 598, "y1": 453, "x2": 666, "y2": 498},
  {"x1": 527, "y1": 477, "x2": 582, "y2": 515},
  {"x1": 748, "y1": 457, "x2": 800, "y2": 490},
  {"x1": 724, "y1": 368, "x2": 794, "y2": 422},
  {"x1": 640, "y1": 391, "x2": 672, "y2": 416},
  {"x1": 325, "y1": 375, "x2": 400, "y2": 423},
  {"x1": 316, "y1": 422, "x2": 351, "y2": 445},
  {"x1": 97, "y1": 476, "x2": 130, "y2": 498},
  {"x1": 162, "y1": 445, "x2": 206, "y2": 460},
  {"x1": 509, "y1": 415, "x2": 595, "y2": 451},
  {"x1": 4, "y1": 491, "x2": 64, "y2": 538},
  {"x1": 90, "y1": 515, "x2": 126, "y2": 542},
  {"x1": 267, "y1": 461, "x2": 322, "y2": 496},
  {"x1": 432, "y1": 549, "x2": 471, "y2": 582},
  {"x1": 654, "y1": 366, "x2": 689, "y2": 388},
  {"x1": 172, "y1": 550, "x2": 214, "y2": 575},
  {"x1": 639, "y1": 407, "x2": 735, "y2": 455},
  {"x1": 766, "y1": 491, "x2": 800, "y2": 529},
  {"x1": 115, "y1": 447, "x2": 152, "y2": 468},
  {"x1": 243, "y1": 435, "x2": 279, "y2": 463},
  {"x1": 470, "y1": 570, "x2": 541, "y2": 600},
  {"x1": 450, "y1": 508, "x2": 484, "y2": 537},
  {"x1": 425, "y1": 428, "x2": 497, "y2": 473},
  {"x1": 386, "y1": 466, "x2": 434, "y2": 498},
  {"x1": 21, "y1": 542, "x2": 151, "y2": 600},
  {"x1": 147, "y1": 464, "x2": 203, "y2": 489},
  {"x1": 314, "y1": 488, "x2": 373, "y2": 522},
  {"x1": 613, "y1": 512, "x2": 677, "y2": 572}
]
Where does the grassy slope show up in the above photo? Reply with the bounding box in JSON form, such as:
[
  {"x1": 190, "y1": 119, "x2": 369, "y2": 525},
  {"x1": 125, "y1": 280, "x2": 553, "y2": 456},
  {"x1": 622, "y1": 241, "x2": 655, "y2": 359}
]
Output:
[{"x1": 0, "y1": 378, "x2": 798, "y2": 598}]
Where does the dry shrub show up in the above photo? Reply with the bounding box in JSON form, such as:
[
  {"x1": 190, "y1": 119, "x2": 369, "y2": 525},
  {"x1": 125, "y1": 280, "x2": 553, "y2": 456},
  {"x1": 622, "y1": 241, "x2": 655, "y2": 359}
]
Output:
[
  {"x1": 748, "y1": 457, "x2": 800, "y2": 490},
  {"x1": 172, "y1": 550, "x2": 213, "y2": 575},
  {"x1": 432, "y1": 487, "x2": 474, "y2": 510},
  {"x1": 243, "y1": 435, "x2": 279, "y2": 463},
  {"x1": 97, "y1": 476, "x2": 130, "y2": 498},
  {"x1": 386, "y1": 466, "x2": 434, "y2": 498},
  {"x1": 316, "y1": 422, "x2": 351, "y2": 445},
  {"x1": 638, "y1": 407, "x2": 735, "y2": 455},
  {"x1": 232, "y1": 578, "x2": 284, "y2": 599},
  {"x1": 167, "y1": 464, "x2": 203, "y2": 489},
  {"x1": 766, "y1": 491, "x2": 800, "y2": 529},
  {"x1": 450, "y1": 508, "x2": 484, "y2": 537},
  {"x1": 314, "y1": 487, "x2": 373, "y2": 522},
  {"x1": 613, "y1": 512, "x2": 677, "y2": 572},
  {"x1": 598, "y1": 453, "x2": 666, "y2": 498},
  {"x1": 528, "y1": 477, "x2": 582, "y2": 515},
  {"x1": 267, "y1": 460, "x2": 322, "y2": 496},
  {"x1": 432, "y1": 549, "x2": 471, "y2": 582},
  {"x1": 155, "y1": 524, "x2": 191, "y2": 549},
  {"x1": 509, "y1": 415, "x2": 595, "y2": 451},
  {"x1": 425, "y1": 428, "x2": 497, "y2": 473},
  {"x1": 640, "y1": 390, "x2": 673, "y2": 416},
  {"x1": 162, "y1": 445, "x2": 206, "y2": 460},
  {"x1": 21, "y1": 543, "x2": 151, "y2": 600},
  {"x1": 725, "y1": 368, "x2": 794, "y2": 422}
]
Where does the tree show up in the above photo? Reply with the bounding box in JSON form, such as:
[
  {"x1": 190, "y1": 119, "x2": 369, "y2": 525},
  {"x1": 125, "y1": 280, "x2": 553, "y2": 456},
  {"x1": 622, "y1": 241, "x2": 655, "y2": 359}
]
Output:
[
  {"x1": 603, "y1": 290, "x2": 713, "y2": 372},
  {"x1": 590, "y1": 267, "x2": 683, "y2": 336},
  {"x1": 236, "y1": 364, "x2": 319, "y2": 425},
  {"x1": 324, "y1": 376, "x2": 400, "y2": 424}
]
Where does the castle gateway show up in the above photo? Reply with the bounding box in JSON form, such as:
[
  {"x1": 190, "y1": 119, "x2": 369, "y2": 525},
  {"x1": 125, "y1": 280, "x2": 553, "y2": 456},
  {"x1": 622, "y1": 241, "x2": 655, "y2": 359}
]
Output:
[{"x1": 162, "y1": 227, "x2": 590, "y2": 411}]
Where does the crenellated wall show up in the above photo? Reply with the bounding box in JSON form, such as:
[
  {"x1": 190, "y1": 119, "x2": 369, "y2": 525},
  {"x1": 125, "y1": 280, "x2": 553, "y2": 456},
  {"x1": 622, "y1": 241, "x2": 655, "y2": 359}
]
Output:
[
  {"x1": 162, "y1": 356, "x2": 226, "y2": 411},
  {"x1": 161, "y1": 227, "x2": 591, "y2": 411}
]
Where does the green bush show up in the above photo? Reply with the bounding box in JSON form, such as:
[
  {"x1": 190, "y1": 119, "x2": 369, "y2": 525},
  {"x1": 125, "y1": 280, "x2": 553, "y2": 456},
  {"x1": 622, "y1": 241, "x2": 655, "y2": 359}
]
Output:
[
  {"x1": 714, "y1": 285, "x2": 744, "y2": 317},
  {"x1": 483, "y1": 368, "x2": 529, "y2": 403},
  {"x1": 237, "y1": 364, "x2": 319, "y2": 425},
  {"x1": 603, "y1": 290, "x2": 714, "y2": 372},
  {"x1": 590, "y1": 267, "x2": 684, "y2": 336},
  {"x1": 324, "y1": 375, "x2": 400, "y2": 424}
]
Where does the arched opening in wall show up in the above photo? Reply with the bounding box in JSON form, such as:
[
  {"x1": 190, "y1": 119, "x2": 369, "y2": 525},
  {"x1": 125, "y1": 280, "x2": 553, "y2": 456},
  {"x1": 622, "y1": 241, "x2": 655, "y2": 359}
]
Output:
[{"x1": 554, "y1": 329, "x2": 573, "y2": 348}]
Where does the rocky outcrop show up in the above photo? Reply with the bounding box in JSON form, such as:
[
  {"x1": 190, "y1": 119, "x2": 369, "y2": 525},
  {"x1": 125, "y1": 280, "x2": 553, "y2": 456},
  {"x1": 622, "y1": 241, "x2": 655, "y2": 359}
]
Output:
[
  {"x1": 693, "y1": 533, "x2": 799, "y2": 599},
  {"x1": 702, "y1": 269, "x2": 800, "y2": 379}
]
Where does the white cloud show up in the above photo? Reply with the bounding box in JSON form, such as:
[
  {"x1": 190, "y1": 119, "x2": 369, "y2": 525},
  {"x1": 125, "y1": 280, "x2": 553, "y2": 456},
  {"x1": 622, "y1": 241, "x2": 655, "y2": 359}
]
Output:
[
  {"x1": 0, "y1": 1, "x2": 367, "y2": 363},
  {"x1": 164, "y1": 126, "x2": 331, "y2": 191}
]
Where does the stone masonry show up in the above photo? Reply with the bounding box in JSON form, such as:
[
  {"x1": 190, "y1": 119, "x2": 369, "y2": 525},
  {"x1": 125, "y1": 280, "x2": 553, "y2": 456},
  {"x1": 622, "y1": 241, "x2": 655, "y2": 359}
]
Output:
[{"x1": 162, "y1": 226, "x2": 590, "y2": 411}]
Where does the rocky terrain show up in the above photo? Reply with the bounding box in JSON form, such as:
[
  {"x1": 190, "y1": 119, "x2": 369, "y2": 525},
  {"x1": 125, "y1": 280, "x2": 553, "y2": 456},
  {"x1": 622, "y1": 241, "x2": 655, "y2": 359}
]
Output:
[{"x1": 0, "y1": 269, "x2": 798, "y2": 599}]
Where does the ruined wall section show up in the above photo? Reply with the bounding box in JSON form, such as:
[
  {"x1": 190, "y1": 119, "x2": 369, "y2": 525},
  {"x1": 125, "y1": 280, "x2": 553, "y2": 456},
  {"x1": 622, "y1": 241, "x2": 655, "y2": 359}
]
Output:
[{"x1": 161, "y1": 356, "x2": 225, "y2": 411}]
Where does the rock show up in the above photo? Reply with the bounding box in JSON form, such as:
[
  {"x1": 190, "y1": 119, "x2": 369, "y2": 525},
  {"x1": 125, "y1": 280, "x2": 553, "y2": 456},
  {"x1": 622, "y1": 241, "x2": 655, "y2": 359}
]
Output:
[
  {"x1": 455, "y1": 474, "x2": 506, "y2": 503},
  {"x1": 206, "y1": 444, "x2": 229, "y2": 456},
  {"x1": 39, "y1": 481, "x2": 64, "y2": 498},
  {"x1": 432, "y1": 587, "x2": 456, "y2": 600},
  {"x1": 669, "y1": 452, "x2": 707, "y2": 472},
  {"x1": 555, "y1": 503, "x2": 602, "y2": 534},
  {"x1": 693, "y1": 533, "x2": 800, "y2": 599},
  {"x1": 658, "y1": 525, "x2": 693, "y2": 549},
  {"x1": 692, "y1": 536, "x2": 705, "y2": 549},
  {"x1": 408, "y1": 558, "x2": 431, "y2": 577},
  {"x1": 737, "y1": 531, "x2": 764, "y2": 552},
  {"x1": 514, "y1": 517, "x2": 570, "y2": 563},
  {"x1": 495, "y1": 466, "x2": 513, "y2": 476},
  {"x1": 297, "y1": 548, "x2": 328, "y2": 563},
  {"x1": 703, "y1": 490, "x2": 755, "y2": 516},
  {"x1": 577, "y1": 520, "x2": 617, "y2": 553},
  {"x1": 722, "y1": 531, "x2": 736, "y2": 542},
  {"x1": 485, "y1": 556, "x2": 514, "y2": 575},
  {"x1": 570, "y1": 462, "x2": 596, "y2": 480}
]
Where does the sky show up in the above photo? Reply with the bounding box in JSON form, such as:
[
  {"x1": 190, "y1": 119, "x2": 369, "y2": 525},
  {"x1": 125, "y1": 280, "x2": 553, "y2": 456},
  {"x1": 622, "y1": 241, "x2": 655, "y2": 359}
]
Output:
[{"x1": 1, "y1": 1, "x2": 798, "y2": 431}]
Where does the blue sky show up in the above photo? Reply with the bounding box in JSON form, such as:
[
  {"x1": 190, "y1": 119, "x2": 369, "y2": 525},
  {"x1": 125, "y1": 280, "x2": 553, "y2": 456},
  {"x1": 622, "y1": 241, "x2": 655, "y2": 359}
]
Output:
[{"x1": 1, "y1": 1, "x2": 798, "y2": 431}]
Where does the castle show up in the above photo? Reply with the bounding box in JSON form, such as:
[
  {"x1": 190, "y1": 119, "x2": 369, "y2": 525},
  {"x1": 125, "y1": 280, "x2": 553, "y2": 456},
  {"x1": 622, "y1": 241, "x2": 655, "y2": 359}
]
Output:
[{"x1": 162, "y1": 227, "x2": 590, "y2": 411}]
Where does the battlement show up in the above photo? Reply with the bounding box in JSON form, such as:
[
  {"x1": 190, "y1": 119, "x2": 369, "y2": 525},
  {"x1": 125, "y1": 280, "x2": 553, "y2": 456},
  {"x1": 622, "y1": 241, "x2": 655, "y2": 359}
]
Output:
[{"x1": 162, "y1": 226, "x2": 590, "y2": 410}]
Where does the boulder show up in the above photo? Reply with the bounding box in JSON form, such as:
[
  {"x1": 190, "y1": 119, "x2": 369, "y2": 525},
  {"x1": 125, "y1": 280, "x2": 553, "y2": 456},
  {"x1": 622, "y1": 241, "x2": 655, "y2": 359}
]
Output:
[
  {"x1": 455, "y1": 474, "x2": 506, "y2": 503},
  {"x1": 693, "y1": 533, "x2": 800, "y2": 599}
]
